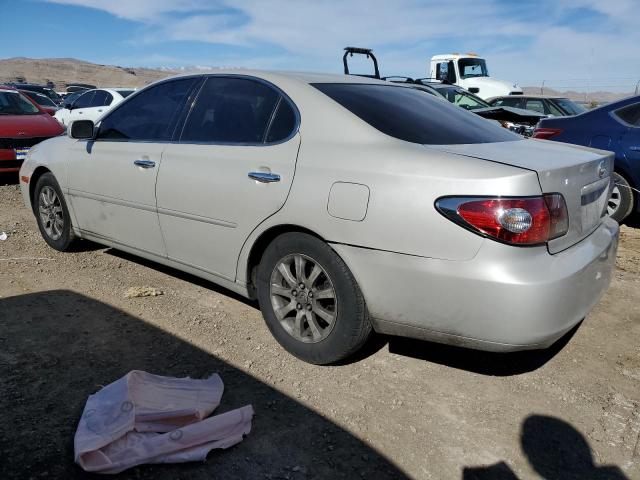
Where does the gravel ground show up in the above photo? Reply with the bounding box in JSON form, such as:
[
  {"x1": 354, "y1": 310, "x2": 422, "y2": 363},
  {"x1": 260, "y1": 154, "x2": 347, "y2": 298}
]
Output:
[{"x1": 1, "y1": 176, "x2": 639, "y2": 480}]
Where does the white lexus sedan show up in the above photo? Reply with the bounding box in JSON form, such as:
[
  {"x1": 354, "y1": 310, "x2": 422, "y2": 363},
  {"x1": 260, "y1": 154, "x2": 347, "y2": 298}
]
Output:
[
  {"x1": 19, "y1": 71, "x2": 619, "y2": 364},
  {"x1": 54, "y1": 88, "x2": 135, "y2": 126}
]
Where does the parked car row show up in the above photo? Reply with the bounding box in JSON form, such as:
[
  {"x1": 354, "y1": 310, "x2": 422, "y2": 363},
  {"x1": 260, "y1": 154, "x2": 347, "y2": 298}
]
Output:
[
  {"x1": 533, "y1": 97, "x2": 640, "y2": 222},
  {"x1": 0, "y1": 83, "x2": 136, "y2": 173},
  {"x1": 0, "y1": 86, "x2": 64, "y2": 173},
  {"x1": 54, "y1": 88, "x2": 135, "y2": 126}
]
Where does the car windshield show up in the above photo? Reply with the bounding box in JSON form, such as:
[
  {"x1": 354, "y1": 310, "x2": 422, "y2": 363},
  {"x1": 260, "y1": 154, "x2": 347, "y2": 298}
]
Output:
[
  {"x1": 313, "y1": 83, "x2": 518, "y2": 145},
  {"x1": 0, "y1": 91, "x2": 40, "y2": 115},
  {"x1": 433, "y1": 86, "x2": 489, "y2": 110},
  {"x1": 24, "y1": 91, "x2": 56, "y2": 107},
  {"x1": 552, "y1": 98, "x2": 586, "y2": 116},
  {"x1": 458, "y1": 58, "x2": 489, "y2": 78}
]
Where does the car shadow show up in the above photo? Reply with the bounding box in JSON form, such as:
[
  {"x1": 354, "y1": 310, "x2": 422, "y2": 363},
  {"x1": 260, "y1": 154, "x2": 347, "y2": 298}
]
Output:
[
  {"x1": 105, "y1": 248, "x2": 391, "y2": 363},
  {"x1": 462, "y1": 414, "x2": 629, "y2": 479},
  {"x1": 0, "y1": 290, "x2": 408, "y2": 479},
  {"x1": 0, "y1": 172, "x2": 19, "y2": 186},
  {"x1": 386, "y1": 323, "x2": 580, "y2": 376}
]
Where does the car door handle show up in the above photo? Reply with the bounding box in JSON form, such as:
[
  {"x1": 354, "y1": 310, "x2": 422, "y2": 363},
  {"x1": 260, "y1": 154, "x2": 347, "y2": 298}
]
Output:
[
  {"x1": 134, "y1": 159, "x2": 156, "y2": 169},
  {"x1": 248, "y1": 171, "x2": 280, "y2": 183}
]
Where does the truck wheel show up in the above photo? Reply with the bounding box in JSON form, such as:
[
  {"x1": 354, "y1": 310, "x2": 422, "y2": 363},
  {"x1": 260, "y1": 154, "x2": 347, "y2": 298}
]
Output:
[
  {"x1": 34, "y1": 172, "x2": 77, "y2": 251},
  {"x1": 256, "y1": 232, "x2": 372, "y2": 365},
  {"x1": 608, "y1": 172, "x2": 634, "y2": 223}
]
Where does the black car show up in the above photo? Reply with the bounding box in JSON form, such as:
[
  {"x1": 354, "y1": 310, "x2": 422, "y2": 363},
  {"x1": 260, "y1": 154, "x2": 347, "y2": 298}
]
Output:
[
  {"x1": 487, "y1": 95, "x2": 587, "y2": 117},
  {"x1": 7, "y1": 83, "x2": 63, "y2": 105}
]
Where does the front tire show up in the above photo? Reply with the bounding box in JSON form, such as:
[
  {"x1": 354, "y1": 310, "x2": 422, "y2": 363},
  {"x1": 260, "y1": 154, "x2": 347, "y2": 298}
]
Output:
[
  {"x1": 256, "y1": 233, "x2": 372, "y2": 365},
  {"x1": 608, "y1": 172, "x2": 634, "y2": 223},
  {"x1": 34, "y1": 172, "x2": 76, "y2": 251}
]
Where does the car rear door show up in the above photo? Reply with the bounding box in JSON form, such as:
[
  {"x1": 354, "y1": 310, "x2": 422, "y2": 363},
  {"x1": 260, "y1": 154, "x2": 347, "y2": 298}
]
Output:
[
  {"x1": 67, "y1": 77, "x2": 201, "y2": 256},
  {"x1": 156, "y1": 75, "x2": 300, "y2": 281},
  {"x1": 78, "y1": 90, "x2": 113, "y2": 123},
  {"x1": 67, "y1": 90, "x2": 95, "y2": 124}
]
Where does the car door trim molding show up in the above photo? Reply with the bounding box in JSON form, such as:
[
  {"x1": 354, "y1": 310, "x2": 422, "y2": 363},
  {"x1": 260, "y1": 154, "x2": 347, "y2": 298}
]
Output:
[
  {"x1": 68, "y1": 189, "x2": 157, "y2": 213},
  {"x1": 68, "y1": 189, "x2": 237, "y2": 228},
  {"x1": 157, "y1": 207, "x2": 237, "y2": 229}
]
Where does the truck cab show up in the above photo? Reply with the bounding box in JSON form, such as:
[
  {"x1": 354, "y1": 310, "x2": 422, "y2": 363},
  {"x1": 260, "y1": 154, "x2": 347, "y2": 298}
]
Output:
[{"x1": 429, "y1": 53, "x2": 522, "y2": 100}]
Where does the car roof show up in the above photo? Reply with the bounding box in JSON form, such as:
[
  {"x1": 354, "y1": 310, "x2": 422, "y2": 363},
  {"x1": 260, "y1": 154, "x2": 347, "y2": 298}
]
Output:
[
  {"x1": 488, "y1": 95, "x2": 568, "y2": 100},
  {"x1": 159, "y1": 69, "x2": 392, "y2": 86}
]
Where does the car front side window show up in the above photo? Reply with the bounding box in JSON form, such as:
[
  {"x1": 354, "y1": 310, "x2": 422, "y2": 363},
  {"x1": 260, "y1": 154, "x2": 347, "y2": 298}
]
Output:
[{"x1": 96, "y1": 77, "x2": 199, "y2": 141}]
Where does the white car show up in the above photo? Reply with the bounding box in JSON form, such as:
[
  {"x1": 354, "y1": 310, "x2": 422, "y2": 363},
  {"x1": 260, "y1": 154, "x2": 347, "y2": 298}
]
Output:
[
  {"x1": 54, "y1": 88, "x2": 135, "y2": 126},
  {"x1": 20, "y1": 71, "x2": 618, "y2": 365}
]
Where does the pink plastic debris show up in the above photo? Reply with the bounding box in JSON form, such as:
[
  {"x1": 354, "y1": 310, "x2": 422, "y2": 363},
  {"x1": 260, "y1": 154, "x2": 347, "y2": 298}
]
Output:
[{"x1": 74, "y1": 370, "x2": 254, "y2": 474}]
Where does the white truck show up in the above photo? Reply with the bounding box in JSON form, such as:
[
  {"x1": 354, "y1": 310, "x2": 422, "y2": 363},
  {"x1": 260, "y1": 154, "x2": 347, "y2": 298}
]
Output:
[{"x1": 429, "y1": 53, "x2": 522, "y2": 100}]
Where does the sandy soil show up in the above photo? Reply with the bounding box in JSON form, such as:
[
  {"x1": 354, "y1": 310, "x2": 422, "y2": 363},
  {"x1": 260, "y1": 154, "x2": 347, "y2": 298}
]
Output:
[{"x1": 0, "y1": 176, "x2": 639, "y2": 480}]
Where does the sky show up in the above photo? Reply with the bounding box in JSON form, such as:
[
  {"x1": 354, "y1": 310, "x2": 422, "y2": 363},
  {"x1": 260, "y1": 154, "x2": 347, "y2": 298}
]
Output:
[{"x1": 1, "y1": 0, "x2": 639, "y2": 91}]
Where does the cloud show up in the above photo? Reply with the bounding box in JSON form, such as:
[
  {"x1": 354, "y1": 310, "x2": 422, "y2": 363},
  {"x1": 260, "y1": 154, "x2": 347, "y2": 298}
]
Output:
[{"x1": 43, "y1": 0, "x2": 640, "y2": 89}]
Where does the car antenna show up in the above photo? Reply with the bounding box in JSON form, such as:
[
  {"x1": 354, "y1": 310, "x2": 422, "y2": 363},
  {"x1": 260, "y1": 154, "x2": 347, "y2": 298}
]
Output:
[{"x1": 343, "y1": 47, "x2": 380, "y2": 79}]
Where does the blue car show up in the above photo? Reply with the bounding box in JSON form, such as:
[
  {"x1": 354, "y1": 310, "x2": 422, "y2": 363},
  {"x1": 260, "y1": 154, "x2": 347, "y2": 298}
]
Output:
[{"x1": 534, "y1": 96, "x2": 640, "y2": 222}]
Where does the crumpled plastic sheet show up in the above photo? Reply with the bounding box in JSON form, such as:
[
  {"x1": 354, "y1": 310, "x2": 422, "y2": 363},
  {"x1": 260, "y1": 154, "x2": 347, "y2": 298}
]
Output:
[{"x1": 74, "y1": 370, "x2": 254, "y2": 474}]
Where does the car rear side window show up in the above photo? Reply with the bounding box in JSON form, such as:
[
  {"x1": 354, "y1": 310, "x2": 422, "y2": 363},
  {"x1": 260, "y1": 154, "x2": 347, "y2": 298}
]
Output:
[
  {"x1": 97, "y1": 77, "x2": 199, "y2": 141},
  {"x1": 74, "y1": 91, "x2": 95, "y2": 109},
  {"x1": 614, "y1": 103, "x2": 640, "y2": 127},
  {"x1": 91, "y1": 90, "x2": 111, "y2": 107},
  {"x1": 265, "y1": 98, "x2": 297, "y2": 143},
  {"x1": 492, "y1": 97, "x2": 524, "y2": 109},
  {"x1": 313, "y1": 83, "x2": 518, "y2": 145},
  {"x1": 181, "y1": 77, "x2": 281, "y2": 144}
]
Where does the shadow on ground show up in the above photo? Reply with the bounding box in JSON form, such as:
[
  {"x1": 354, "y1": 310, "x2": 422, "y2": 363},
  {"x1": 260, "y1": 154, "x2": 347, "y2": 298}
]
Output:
[
  {"x1": 0, "y1": 290, "x2": 408, "y2": 479},
  {"x1": 463, "y1": 414, "x2": 629, "y2": 480},
  {"x1": 106, "y1": 247, "x2": 570, "y2": 373},
  {"x1": 386, "y1": 323, "x2": 580, "y2": 376},
  {"x1": 0, "y1": 172, "x2": 19, "y2": 186}
]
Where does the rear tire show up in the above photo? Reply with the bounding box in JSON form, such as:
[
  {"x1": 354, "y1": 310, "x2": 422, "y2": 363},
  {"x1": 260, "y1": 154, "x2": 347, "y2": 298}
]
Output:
[
  {"x1": 256, "y1": 232, "x2": 372, "y2": 365},
  {"x1": 34, "y1": 172, "x2": 77, "y2": 251},
  {"x1": 608, "y1": 172, "x2": 634, "y2": 223}
]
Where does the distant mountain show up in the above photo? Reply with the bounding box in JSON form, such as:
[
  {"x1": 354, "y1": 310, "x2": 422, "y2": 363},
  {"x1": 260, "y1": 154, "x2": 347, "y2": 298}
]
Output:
[
  {"x1": 0, "y1": 57, "x2": 634, "y2": 103},
  {"x1": 521, "y1": 86, "x2": 632, "y2": 105},
  {"x1": 0, "y1": 57, "x2": 180, "y2": 90}
]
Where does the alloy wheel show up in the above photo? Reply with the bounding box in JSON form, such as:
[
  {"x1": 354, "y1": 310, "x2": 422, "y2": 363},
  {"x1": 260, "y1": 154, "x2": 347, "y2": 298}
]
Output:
[
  {"x1": 269, "y1": 253, "x2": 338, "y2": 343},
  {"x1": 38, "y1": 186, "x2": 64, "y2": 241},
  {"x1": 607, "y1": 184, "x2": 622, "y2": 217}
]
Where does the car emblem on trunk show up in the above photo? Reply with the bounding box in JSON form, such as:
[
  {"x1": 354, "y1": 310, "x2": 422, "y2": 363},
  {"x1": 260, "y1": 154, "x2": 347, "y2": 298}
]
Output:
[
  {"x1": 597, "y1": 161, "x2": 606, "y2": 178},
  {"x1": 17, "y1": 131, "x2": 26, "y2": 136}
]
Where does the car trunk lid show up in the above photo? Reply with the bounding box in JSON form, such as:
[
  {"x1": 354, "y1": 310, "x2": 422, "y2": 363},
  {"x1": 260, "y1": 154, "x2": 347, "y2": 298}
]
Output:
[{"x1": 426, "y1": 139, "x2": 614, "y2": 253}]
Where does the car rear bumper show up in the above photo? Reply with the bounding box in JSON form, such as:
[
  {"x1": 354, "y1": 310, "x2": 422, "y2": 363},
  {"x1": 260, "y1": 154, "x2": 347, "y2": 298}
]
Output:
[{"x1": 331, "y1": 216, "x2": 619, "y2": 352}]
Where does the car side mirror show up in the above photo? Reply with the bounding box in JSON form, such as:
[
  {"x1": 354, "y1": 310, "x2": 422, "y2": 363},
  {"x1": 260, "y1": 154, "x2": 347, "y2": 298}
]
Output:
[
  {"x1": 468, "y1": 87, "x2": 480, "y2": 94},
  {"x1": 69, "y1": 120, "x2": 95, "y2": 140},
  {"x1": 66, "y1": 103, "x2": 75, "y2": 110}
]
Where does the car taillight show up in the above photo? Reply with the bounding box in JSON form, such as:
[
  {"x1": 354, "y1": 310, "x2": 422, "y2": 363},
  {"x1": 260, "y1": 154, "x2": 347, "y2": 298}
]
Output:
[
  {"x1": 532, "y1": 128, "x2": 563, "y2": 139},
  {"x1": 435, "y1": 194, "x2": 569, "y2": 246}
]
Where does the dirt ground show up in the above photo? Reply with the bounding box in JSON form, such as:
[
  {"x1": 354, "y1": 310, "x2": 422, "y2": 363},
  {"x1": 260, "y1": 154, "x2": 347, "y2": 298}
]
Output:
[{"x1": 0, "y1": 175, "x2": 639, "y2": 480}]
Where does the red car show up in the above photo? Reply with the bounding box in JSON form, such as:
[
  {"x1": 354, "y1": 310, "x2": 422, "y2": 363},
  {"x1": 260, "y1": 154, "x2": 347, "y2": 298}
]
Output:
[
  {"x1": 19, "y1": 89, "x2": 60, "y2": 116},
  {"x1": 0, "y1": 86, "x2": 64, "y2": 173}
]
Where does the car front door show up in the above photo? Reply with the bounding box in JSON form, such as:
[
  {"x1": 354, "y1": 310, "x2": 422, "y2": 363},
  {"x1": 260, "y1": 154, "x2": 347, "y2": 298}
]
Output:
[
  {"x1": 156, "y1": 75, "x2": 300, "y2": 281},
  {"x1": 66, "y1": 77, "x2": 201, "y2": 256}
]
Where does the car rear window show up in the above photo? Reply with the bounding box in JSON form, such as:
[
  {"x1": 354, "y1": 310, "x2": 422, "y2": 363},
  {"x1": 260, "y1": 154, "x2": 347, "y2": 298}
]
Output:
[
  {"x1": 614, "y1": 103, "x2": 640, "y2": 127},
  {"x1": 313, "y1": 83, "x2": 519, "y2": 145}
]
